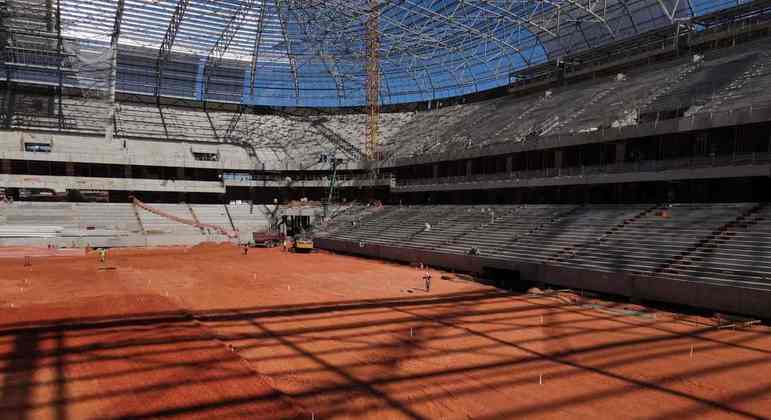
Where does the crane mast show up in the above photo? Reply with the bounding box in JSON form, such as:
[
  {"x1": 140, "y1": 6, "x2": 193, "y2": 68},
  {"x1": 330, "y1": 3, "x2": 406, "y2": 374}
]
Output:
[{"x1": 365, "y1": 0, "x2": 381, "y2": 161}]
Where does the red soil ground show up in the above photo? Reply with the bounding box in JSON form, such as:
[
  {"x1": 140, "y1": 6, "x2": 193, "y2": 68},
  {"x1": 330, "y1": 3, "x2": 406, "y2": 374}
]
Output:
[
  {"x1": 0, "y1": 247, "x2": 85, "y2": 259},
  {"x1": 0, "y1": 244, "x2": 770, "y2": 419}
]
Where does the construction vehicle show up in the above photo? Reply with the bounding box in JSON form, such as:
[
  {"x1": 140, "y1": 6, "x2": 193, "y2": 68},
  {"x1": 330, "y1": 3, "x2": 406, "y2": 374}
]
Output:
[
  {"x1": 250, "y1": 231, "x2": 286, "y2": 248},
  {"x1": 291, "y1": 235, "x2": 314, "y2": 253}
]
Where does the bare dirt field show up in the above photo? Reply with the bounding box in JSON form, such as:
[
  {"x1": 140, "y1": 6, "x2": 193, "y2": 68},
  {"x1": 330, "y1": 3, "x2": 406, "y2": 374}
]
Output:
[{"x1": 1, "y1": 243, "x2": 770, "y2": 419}]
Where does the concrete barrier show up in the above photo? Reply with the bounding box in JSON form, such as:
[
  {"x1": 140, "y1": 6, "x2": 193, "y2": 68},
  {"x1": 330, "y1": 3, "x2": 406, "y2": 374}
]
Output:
[{"x1": 316, "y1": 238, "x2": 771, "y2": 320}]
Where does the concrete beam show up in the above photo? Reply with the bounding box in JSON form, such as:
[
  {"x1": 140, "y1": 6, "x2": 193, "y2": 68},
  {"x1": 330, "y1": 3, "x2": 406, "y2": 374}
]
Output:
[
  {"x1": 0, "y1": 174, "x2": 225, "y2": 193},
  {"x1": 393, "y1": 163, "x2": 771, "y2": 193}
]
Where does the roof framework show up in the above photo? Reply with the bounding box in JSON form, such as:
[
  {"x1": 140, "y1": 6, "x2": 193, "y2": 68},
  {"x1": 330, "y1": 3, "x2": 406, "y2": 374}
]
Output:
[{"x1": 0, "y1": 0, "x2": 748, "y2": 107}]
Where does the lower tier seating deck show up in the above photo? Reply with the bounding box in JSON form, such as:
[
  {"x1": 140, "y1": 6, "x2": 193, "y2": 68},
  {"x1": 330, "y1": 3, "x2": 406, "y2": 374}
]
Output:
[
  {"x1": 0, "y1": 202, "x2": 270, "y2": 247},
  {"x1": 321, "y1": 203, "x2": 771, "y2": 292}
]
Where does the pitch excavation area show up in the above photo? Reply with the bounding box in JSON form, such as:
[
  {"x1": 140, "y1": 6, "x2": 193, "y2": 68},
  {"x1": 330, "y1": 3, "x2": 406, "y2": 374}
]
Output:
[{"x1": 1, "y1": 244, "x2": 770, "y2": 419}]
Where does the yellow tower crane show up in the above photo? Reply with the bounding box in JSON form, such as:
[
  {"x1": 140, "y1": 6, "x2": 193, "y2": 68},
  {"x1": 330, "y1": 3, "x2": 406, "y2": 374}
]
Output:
[{"x1": 365, "y1": 0, "x2": 381, "y2": 161}]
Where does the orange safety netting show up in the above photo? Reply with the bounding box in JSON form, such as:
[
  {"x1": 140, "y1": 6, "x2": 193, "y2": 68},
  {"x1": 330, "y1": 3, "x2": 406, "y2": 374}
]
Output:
[{"x1": 132, "y1": 198, "x2": 239, "y2": 239}]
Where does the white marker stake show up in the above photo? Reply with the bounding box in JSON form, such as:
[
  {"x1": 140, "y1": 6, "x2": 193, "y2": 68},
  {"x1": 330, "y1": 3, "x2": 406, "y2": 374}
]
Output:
[
  {"x1": 539, "y1": 374, "x2": 543, "y2": 385},
  {"x1": 540, "y1": 315, "x2": 544, "y2": 325},
  {"x1": 410, "y1": 328, "x2": 414, "y2": 337},
  {"x1": 690, "y1": 345, "x2": 694, "y2": 359}
]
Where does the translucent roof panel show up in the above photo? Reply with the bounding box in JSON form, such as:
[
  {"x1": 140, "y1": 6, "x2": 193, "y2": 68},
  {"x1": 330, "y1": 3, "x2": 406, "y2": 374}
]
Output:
[{"x1": 34, "y1": 0, "x2": 756, "y2": 106}]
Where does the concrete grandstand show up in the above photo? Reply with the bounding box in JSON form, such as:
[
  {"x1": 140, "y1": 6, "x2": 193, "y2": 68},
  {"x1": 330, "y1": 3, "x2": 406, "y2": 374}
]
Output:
[
  {"x1": 2, "y1": 0, "x2": 771, "y2": 418},
  {"x1": 1, "y1": 0, "x2": 771, "y2": 314}
]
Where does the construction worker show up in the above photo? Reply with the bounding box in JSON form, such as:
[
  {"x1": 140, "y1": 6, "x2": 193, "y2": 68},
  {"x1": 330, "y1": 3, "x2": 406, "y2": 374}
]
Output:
[
  {"x1": 423, "y1": 269, "x2": 432, "y2": 292},
  {"x1": 98, "y1": 248, "x2": 107, "y2": 264},
  {"x1": 242, "y1": 244, "x2": 249, "y2": 256}
]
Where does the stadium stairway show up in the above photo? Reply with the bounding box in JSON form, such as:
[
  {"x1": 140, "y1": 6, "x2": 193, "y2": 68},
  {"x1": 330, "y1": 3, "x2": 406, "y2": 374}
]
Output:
[
  {"x1": 550, "y1": 203, "x2": 754, "y2": 275},
  {"x1": 656, "y1": 203, "x2": 771, "y2": 288},
  {"x1": 549, "y1": 204, "x2": 661, "y2": 263}
]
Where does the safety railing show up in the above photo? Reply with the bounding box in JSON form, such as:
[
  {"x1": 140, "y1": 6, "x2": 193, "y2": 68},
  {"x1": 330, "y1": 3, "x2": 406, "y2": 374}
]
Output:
[{"x1": 397, "y1": 152, "x2": 771, "y2": 186}]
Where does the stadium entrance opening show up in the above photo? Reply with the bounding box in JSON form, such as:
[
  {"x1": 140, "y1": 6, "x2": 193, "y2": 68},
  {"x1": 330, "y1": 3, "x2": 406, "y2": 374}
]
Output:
[
  {"x1": 283, "y1": 215, "x2": 311, "y2": 236},
  {"x1": 482, "y1": 267, "x2": 527, "y2": 291}
]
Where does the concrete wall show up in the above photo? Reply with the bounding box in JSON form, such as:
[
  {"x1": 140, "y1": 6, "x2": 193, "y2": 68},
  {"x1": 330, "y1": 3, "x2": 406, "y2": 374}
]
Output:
[
  {"x1": 0, "y1": 174, "x2": 226, "y2": 193},
  {"x1": 0, "y1": 131, "x2": 368, "y2": 172},
  {"x1": 0, "y1": 131, "x2": 257, "y2": 170},
  {"x1": 316, "y1": 238, "x2": 771, "y2": 320}
]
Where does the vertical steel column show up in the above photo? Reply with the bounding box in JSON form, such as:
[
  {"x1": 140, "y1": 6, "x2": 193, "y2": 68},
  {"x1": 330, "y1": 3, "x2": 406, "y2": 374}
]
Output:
[{"x1": 105, "y1": 0, "x2": 126, "y2": 143}]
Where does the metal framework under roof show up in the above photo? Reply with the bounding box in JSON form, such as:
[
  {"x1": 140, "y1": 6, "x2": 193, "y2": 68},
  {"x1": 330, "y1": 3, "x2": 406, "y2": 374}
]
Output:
[{"x1": 0, "y1": 0, "x2": 751, "y2": 107}]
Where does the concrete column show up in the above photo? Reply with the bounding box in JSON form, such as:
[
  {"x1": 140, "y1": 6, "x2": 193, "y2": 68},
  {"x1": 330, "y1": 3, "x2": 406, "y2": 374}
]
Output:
[
  {"x1": 124, "y1": 165, "x2": 132, "y2": 179},
  {"x1": 466, "y1": 160, "x2": 473, "y2": 176},
  {"x1": 505, "y1": 156, "x2": 513, "y2": 173},
  {"x1": 432, "y1": 164, "x2": 439, "y2": 179},
  {"x1": 554, "y1": 150, "x2": 564, "y2": 169},
  {"x1": 176, "y1": 167, "x2": 185, "y2": 180},
  {"x1": 65, "y1": 162, "x2": 75, "y2": 177},
  {"x1": 615, "y1": 143, "x2": 626, "y2": 163},
  {"x1": 0, "y1": 159, "x2": 10, "y2": 174}
]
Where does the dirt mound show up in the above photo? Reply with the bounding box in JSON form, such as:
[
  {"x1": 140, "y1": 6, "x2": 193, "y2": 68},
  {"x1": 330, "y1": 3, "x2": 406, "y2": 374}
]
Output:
[{"x1": 189, "y1": 241, "x2": 239, "y2": 252}]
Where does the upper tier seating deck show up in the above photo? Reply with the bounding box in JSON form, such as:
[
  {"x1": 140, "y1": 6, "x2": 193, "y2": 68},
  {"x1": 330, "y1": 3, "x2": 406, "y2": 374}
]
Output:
[
  {"x1": 646, "y1": 53, "x2": 759, "y2": 118},
  {"x1": 379, "y1": 57, "x2": 699, "y2": 158},
  {"x1": 568, "y1": 61, "x2": 691, "y2": 131},
  {"x1": 115, "y1": 103, "x2": 171, "y2": 140},
  {"x1": 6, "y1": 36, "x2": 771, "y2": 164},
  {"x1": 686, "y1": 38, "x2": 771, "y2": 115},
  {"x1": 161, "y1": 107, "x2": 219, "y2": 142}
]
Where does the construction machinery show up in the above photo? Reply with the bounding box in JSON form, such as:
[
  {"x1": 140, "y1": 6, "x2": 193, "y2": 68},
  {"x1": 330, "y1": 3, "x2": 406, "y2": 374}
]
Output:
[
  {"x1": 250, "y1": 231, "x2": 286, "y2": 248},
  {"x1": 291, "y1": 234, "x2": 314, "y2": 253}
]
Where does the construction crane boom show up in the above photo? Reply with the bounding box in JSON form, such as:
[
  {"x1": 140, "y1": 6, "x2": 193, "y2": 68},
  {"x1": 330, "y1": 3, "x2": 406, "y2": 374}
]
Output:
[{"x1": 365, "y1": 0, "x2": 380, "y2": 161}]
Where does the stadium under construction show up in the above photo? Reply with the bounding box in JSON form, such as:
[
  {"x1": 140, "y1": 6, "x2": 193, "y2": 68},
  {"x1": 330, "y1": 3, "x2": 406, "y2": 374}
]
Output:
[{"x1": 1, "y1": 0, "x2": 771, "y2": 418}]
